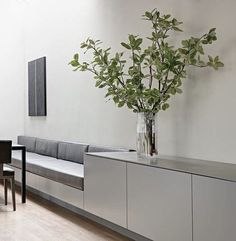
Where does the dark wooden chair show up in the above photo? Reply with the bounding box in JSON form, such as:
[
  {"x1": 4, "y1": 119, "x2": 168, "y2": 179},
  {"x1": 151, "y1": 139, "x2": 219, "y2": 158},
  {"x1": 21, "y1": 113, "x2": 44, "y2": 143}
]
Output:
[{"x1": 0, "y1": 140, "x2": 16, "y2": 211}]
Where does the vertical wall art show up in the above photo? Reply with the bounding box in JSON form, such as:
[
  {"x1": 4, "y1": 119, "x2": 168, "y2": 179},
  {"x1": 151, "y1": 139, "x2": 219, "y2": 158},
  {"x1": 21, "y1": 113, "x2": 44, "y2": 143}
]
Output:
[{"x1": 28, "y1": 57, "x2": 47, "y2": 116}]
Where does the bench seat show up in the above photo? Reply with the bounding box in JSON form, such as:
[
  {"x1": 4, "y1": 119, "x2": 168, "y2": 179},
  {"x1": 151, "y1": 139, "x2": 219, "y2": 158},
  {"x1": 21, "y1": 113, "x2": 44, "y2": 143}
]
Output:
[{"x1": 12, "y1": 151, "x2": 84, "y2": 190}]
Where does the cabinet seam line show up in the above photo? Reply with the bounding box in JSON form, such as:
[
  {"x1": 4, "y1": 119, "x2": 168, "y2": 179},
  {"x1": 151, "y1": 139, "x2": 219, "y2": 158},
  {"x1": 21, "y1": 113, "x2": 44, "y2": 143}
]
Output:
[{"x1": 191, "y1": 174, "x2": 194, "y2": 241}]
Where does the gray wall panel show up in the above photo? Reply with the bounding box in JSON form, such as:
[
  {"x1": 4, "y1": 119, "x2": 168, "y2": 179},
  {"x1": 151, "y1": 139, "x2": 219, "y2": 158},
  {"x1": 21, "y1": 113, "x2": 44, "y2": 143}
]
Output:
[
  {"x1": 28, "y1": 60, "x2": 36, "y2": 116},
  {"x1": 28, "y1": 57, "x2": 46, "y2": 116}
]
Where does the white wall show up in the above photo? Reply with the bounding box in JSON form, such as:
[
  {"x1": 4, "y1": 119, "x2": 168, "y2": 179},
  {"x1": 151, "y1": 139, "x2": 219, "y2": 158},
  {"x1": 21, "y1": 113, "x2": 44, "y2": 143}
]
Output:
[
  {"x1": 0, "y1": 0, "x2": 25, "y2": 142},
  {"x1": 22, "y1": 0, "x2": 236, "y2": 163}
]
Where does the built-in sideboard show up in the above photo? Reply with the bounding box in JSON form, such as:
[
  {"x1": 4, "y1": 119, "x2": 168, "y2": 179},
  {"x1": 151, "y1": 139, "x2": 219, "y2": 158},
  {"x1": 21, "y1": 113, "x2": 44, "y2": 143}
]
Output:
[{"x1": 84, "y1": 152, "x2": 236, "y2": 241}]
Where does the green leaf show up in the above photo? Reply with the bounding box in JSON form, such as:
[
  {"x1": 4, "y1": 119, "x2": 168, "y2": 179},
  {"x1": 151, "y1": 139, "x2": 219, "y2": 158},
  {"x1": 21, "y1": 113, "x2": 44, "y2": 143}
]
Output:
[
  {"x1": 113, "y1": 96, "x2": 119, "y2": 103},
  {"x1": 145, "y1": 11, "x2": 153, "y2": 19},
  {"x1": 181, "y1": 40, "x2": 188, "y2": 47},
  {"x1": 176, "y1": 88, "x2": 183, "y2": 94},
  {"x1": 179, "y1": 48, "x2": 188, "y2": 55},
  {"x1": 128, "y1": 34, "x2": 135, "y2": 44},
  {"x1": 153, "y1": 11, "x2": 159, "y2": 21},
  {"x1": 209, "y1": 28, "x2": 216, "y2": 33},
  {"x1": 70, "y1": 60, "x2": 79, "y2": 67},
  {"x1": 80, "y1": 43, "x2": 87, "y2": 48},
  {"x1": 170, "y1": 88, "x2": 176, "y2": 95},
  {"x1": 214, "y1": 56, "x2": 219, "y2": 62},
  {"x1": 172, "y1": 18, "x2": 178, "y2": 25},
  {"x1": 164, "y1": 14, "x2": 171, "y2": 19},
  {"x1": 135, "y1": 38, "x2": 143, "y2": 47},
  {"x1": 99, "y1": 83, "x2": 106, "y2": 88},
  {"x1": 127, "y1": 102, "x2": 133, "y2": 109},
  {"x1": 208, "y1": 55, "x2": 213, "y2": 62},
  {"x1": 190, "y1": 59, "x2": 197, "y2": 65},
  {"x1": 95, "y1": 80, "x2": 102, "y2": 87},
  {"x1": 74, "y1": 53, "x2": 79, "y2": 61},
  {"x1": 216, "y1": 62, "x2": 224, "y2": 68},
  {"x1": 162, "y1": 103, "x2": 170, "y2": 111},
  {"x1": 198, "y1": 46, "x2": 204, "y2": 55},
  {"x1": 121, "y1": 42, "x2": 131, "y2": 49},
  {"x1": 105, "y1": 92, "x2": 110, "y2": 98},
  {"x1": 88, "y1": 39, "x2": 95, "y2": 45},
  {"x1": 118, "y1": 101, "x2": 125, "y2": 107},
  {"x1": 173, "y1": 26, "x2": 183, "y2": 32}
]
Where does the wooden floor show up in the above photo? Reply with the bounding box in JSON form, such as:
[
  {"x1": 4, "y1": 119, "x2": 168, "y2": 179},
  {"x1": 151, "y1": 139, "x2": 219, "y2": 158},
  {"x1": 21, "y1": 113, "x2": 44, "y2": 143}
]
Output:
[{"x1": 0, "y1": 186, "x2": 132, "y2": 241}]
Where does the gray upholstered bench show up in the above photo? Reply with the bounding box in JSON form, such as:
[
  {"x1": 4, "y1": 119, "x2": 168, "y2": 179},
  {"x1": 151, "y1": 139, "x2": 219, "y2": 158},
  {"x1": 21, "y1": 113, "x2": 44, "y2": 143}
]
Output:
[{"x1": 11, "y1": 136, "x2": 128, "y2": 192}]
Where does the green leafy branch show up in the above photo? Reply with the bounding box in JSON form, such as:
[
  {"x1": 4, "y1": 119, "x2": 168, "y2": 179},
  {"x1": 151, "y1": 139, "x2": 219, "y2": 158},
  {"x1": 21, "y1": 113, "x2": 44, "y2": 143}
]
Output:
[{"x1": 69, "y1": 9, "x2": 224, "y2": 113}]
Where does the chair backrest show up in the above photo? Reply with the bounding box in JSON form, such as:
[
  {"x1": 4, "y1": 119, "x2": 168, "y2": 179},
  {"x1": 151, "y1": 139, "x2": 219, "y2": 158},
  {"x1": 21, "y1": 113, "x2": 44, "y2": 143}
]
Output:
[{"x1": 0, "y1": 141, "x2": 12, "y2": 177}]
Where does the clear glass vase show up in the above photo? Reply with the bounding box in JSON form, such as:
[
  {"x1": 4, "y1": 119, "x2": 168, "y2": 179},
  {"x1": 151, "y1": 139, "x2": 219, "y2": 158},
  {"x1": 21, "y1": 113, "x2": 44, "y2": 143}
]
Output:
[{"x1": 136, "y1": 112, "x2": 158, "y2": 158}]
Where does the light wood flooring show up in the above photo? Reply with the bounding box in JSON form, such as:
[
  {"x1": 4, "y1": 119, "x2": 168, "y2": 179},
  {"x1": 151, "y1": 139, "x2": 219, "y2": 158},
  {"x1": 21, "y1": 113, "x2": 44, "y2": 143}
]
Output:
[{"x1": 0, "y1": 186, "x2": 132, "y2": 241}]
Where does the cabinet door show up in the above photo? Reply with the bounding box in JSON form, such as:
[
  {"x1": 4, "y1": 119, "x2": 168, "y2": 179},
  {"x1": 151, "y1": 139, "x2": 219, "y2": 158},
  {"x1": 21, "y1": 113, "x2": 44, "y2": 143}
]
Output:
[
  {"x1": 193, "y1": 175, "x2": 236, "y2": 241},
  {"x1": 84, "y1": 155, "x2": 127, "y2": 227},
  {"x1": 127, "y1": 163, "x2": 192, "y2": 241}
]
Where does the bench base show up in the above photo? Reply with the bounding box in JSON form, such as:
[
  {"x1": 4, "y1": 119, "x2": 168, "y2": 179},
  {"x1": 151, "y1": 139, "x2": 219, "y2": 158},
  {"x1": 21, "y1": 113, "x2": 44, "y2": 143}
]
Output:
[{"x1": 8, "y1": 165, "x2": 84, "y2": 209}]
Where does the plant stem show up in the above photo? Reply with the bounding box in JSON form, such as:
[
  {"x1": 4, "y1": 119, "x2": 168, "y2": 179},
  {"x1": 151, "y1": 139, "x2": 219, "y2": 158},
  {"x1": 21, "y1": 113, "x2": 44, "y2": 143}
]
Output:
[
  {"x1": 131, "y1": 49, "x2": 135, "y2": 68},
  {"x1": 149, "y1": 66, "x2": 153, "y2": 89},
  {"x1": 161, "y1": 69, "x2": 169, "y2": 93}
]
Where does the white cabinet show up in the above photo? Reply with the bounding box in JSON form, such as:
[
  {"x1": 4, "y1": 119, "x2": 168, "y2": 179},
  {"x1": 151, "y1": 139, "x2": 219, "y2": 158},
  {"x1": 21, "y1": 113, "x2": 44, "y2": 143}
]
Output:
[
  {"x1": 127, "y1": 163, "x2": 192, "y2": 241},
  {"x1": 193, "y1": 175, "x2": 236, "y2": 241},
  {"x1": 84, "y1": 154, "x2": 236, "y2": 241},
  {"x1": 84, "y1": 155, "x2": 127, "y2": 227}
]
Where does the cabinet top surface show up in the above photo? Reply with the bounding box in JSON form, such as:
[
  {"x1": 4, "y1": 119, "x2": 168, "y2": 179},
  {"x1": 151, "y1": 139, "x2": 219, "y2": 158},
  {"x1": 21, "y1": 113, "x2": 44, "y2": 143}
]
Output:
[{"x1": 86, "y1": 152, "x2": 236, "y2": 182}]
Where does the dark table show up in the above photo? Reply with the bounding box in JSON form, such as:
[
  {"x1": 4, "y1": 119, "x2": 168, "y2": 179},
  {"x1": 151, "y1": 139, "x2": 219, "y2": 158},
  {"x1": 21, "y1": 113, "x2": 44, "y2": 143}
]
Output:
[{"x1": 12, "y1": 144, "x2": 26, "y2": 203}]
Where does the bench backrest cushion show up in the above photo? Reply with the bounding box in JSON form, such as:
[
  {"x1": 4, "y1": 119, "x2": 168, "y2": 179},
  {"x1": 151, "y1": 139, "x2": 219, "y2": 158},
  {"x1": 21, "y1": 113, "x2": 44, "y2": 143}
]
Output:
[
  {"x1": 17, "y1": 136, "x2": 36, "y2": 152},
  {"x1": 88, "y1": 145, "x2": 128, "y2": 153},
  {"x1": 58, "y1": 142, "x2": 89, "y2": 164},
  {"x1": 35, "y1": 138, "x2": 59, "y2": 158}
]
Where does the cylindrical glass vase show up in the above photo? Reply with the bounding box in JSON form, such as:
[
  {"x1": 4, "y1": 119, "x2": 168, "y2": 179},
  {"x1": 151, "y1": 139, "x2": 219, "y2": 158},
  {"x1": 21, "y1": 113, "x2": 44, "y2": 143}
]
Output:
[{"x1": 136, "y1": 112, "x2": 158, "y2": 158}]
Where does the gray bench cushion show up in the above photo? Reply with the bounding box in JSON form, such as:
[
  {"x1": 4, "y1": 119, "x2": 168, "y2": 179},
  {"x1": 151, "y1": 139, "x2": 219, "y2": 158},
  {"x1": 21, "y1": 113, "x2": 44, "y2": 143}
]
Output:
[
  {"x1": 58, "y1": 142, "x2": 88, "y2": 164},
  {"x1": 88, "y1": 144, "x2": 128, "y2": 153},
  {"x1": 11, "y1": 151, "x2": 84, "y2": 190},
  {"x1": 17, "y1": 136, "x2": 36, "y2": 152},
  {"x1": 35, "y1": 138, "x2": 58, "y2": 158}
]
